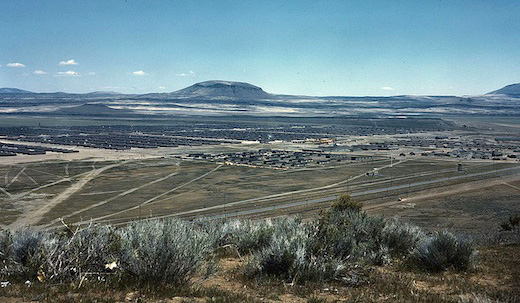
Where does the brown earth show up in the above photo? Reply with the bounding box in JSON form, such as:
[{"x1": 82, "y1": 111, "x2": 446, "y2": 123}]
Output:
[{"x1": 1, "y1": 245, "x2": 518, "y2": 302}]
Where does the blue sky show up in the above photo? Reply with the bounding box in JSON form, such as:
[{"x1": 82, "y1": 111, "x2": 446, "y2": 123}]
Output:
[{"x1": 1, "y1": 0, "x2": 519, "y2": 95}]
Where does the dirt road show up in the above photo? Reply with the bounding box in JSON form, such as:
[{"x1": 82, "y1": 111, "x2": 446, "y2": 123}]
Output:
[
  {"x1": 8, "y1": 162, "x2": 124, "y2": 229},
  {"x1": 42, "y1": 170, "x2": 181, "y2": 227},
  {"x1": 77, "y1": 164, "x2": 224, "y2": 224},
  {"x1": 143, "y1": 165, "x2": 520, "y2": 222}
]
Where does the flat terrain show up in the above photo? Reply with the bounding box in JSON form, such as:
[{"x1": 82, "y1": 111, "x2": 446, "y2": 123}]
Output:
[
  {"x1": 1, "y1": 153, "x2": 518, "y2": 234},
  {"x1": 0, "y1": 115, "x2": 519, "y2": 233}
]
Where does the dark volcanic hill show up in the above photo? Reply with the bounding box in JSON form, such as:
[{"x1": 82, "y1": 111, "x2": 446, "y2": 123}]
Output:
[
  {"x1": 170, "y1": 80, "x2": 274, "y2": 99},
  {"x1": 487, "y1": 83, "x2": 520, "y2": 96},
  {"x1": 0, "y1": 88, "x2": 34, "y2": 94}
]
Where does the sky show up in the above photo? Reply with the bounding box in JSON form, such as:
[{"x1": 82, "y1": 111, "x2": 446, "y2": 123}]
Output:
[{"x1": 1, "y1": 0, "x2": 519, "y2": 96}]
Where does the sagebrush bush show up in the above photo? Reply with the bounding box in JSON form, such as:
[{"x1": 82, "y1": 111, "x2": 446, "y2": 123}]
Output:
[
  {"x1": 382, "y1": 218, "x2": 425, "y2": 257},
  {"x1": 312, "y1": 210, "x2": 355, "y2": 259},
  {"x1": 312, "y1": 206, "x2": 389, "y2": 265},
  {"x1": 245, "y1": 218, "x2": 309, "y2": 278},
  {"x1": 292, "y1": 256, "x2": 351, "y2": 284},
  {"x1": 118, "y1": 218, "x2": 214, "y2": 285},
  {"x1": 347, "y1": 211, "x2": 385, "y2": 246},
  {"x1": 0, "y1": 199, "x2": 477, "y2": 288},
  {"x1": 0, "y1": 229, "x2": 14, "y2": 278},
  {"x1": 414, "y1": 231, "x2": 475, "y2": 271},
  {"x1": 11, "y1": 228, "x2": 46, "y2": 266},
  {"x1": 0, "y1": 229, "x2": 11, "y2": 261},
  {"x1": 40, "y1": 225, "x2": 121, "y2": 282},
  {"x1": 0, "y1": 225, "x2": 123, "y2": 283},
  {"x1": 366, "y1": 244, "x2": 391, "y2": 266},
  {"x1": 4, "y1": 228, "x2": 49, "y2": 279},
  {"x1": 245, "y1": 216, "x2": 365, "y2": 284},
  {"x1": 218, "y1": 219, "x2": 274, "y2": 254}
]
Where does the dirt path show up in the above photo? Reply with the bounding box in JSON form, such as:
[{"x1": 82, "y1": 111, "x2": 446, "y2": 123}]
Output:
[
  {"x1": 142, "y1": 164, "x2": 224, "y2": 206},
  {"x1": 6, "y1": 167, "x2": 26, "y2": 188},
  {"x1": 8, "y1": 162, "x2": 124, "y2": 229},
  {"x1": 101, "y1": 160, "x2": 410, "y2": 224},
  {"x1": 12, "y1": 164, "x2": 111, "y2": 200},
  {"x1": 27, "y1": 167, "x2": 64, "y2": 178},
  {"x1": 177, "y1": 159, "x2": 409, "y2": 211},
  {"x1": 137, "y1": 164, "x2": 520, "y2": 223},
  {"x1": 43, "y1": 171, "x2": 180, "y2": 227},
  {"x1": 82, "y1": 164, "x2": 224, "y2": 224},
  {"x1": 22, "y1": 171, "x2": 39, "y2": 185},
  {"x1": 14, "y1": 177, "x2": 72, "y2": 200},
  {"x1": 0, "y1": 186, "x2": 11, "y2": 198},
  {"x1": 364, "y1": 174, "x2": 520, "y2": 211},
  {"x1": 79, "y1": 190, "x2": 122, "y2": 196},
  {"x1": 4, "y1": 167, "x2": 9, "y2": 185},
  {"x1": 501, "y1": 181, "x2": 520, "y2": 191}
]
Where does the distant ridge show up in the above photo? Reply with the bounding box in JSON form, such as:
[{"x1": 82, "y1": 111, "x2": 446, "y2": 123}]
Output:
[
  {"x1": 6, "y1": 82, "x2": 520, "y2": 98},
  {"x1": 1, "y1": 80, "x2": 520, "y2": 117},
  {"x1": 86, "y1": 91, "x2": 121, "y2": 95},
  {"x1": 170, "y1": 80, "x2": 274, "y2": 99},
  {"x1": 487, "y1": 83, "x2": 520, "y2": 96},
  {"x1": 55, "y1": 104, "x2": 131, "y2": 116},
  {"x1": 0, "y1": 88, "x2": 34, "y2": 94}
]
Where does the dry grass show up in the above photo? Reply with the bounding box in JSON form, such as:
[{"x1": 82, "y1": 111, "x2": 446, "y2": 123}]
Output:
[{"x1": 2, "y1": 245, "x2": 516, "y2": 302}]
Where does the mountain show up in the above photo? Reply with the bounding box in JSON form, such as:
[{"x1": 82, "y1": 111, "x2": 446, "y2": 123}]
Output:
[
  {"x1": 169, "y1": 80, "x2": 274, "y2": 99},
  {"x1": 0, "y1": 88, "x2": 34, "y2": 94},
  {"x1": 487, "y1": 83, "x2": 520, "y2": 96},
  {"x1": 86, "y1": 91, "x2": 121, "y2": 96},
  {"x1": 2, "y1": 81, "x2": 520, "y2": 117}
]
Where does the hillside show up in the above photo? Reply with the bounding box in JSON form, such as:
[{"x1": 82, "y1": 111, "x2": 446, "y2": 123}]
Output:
[
  {"x1": 488, "y1": 83, "x2": 520, "y2": 96},
  {"x1": 0, "y1": 200, "x2": 518, "y2": 302},
  {"x1": 0, "y1": 88, "x2": 33, "y2": 94},
  {"x1": 170, "y1": 80, "x2": 274, "y2": 99}
]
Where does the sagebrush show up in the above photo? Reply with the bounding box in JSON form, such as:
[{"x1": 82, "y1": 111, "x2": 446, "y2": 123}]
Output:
[{"x1": 0, "y1": 198, "x2": 476, "y2": 287}]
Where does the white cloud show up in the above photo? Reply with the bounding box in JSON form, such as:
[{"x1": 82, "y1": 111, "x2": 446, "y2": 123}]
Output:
[
  {"x1": 33, "y1": 70, "x2": 48, "y2": 75},
  {"x1": 132, "y1": 70, "x2": 147, "y2": 76},
  {"x1": 59, "y1": 59, "x2": 78, "y2": 66},
  {"x1": 382, "y1": 86, "x2": 395, "y2": 91},
  {"x1": 87, "y1": 72, "x2": 96, "y2": 75},
  {"x1": 158, "y1": 86, "x2": 166, "y2": 90},
  {"x1": 7, "y1": 62, "x2": 26, "y2": 68},
  {"x1": 175, "y1": 70, "x2": 195, "y2": 77},
  {"x1": 56, "y1": 70, "x2": 80, "y2": 76}
]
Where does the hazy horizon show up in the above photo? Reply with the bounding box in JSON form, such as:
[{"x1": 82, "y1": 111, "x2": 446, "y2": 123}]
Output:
[
  {"x1": 1, "y1": 79, "x2": 518, "y2": 97},
  {"x1": 1, "y1": 0, "x2": 519, "y2": 96}
]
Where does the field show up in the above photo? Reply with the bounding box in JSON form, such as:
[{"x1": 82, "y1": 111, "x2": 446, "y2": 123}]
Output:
[{"x1": 1, "y1": 152, "x2": 518, "y2": 234}]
